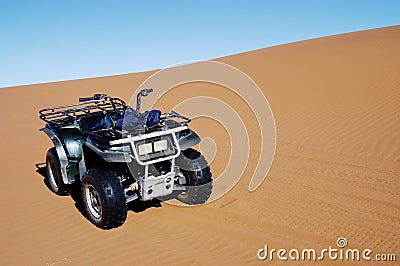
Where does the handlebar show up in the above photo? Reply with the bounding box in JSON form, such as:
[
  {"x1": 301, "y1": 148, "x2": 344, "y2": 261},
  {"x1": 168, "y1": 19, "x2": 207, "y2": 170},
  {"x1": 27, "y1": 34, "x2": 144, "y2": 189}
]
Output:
[
  {"x1": 136, "y1": 88, "x2": 154, "y2": 113},
  {"x1": 141, "y1": 88, "x2": 153, "y2": 96},
  {"x1": 79, "y1": 97, "x2": 92, "y2": 102},
  {"x1": 161, "y1": 111, "x2": 191, "y2": 123},
  {"x1": 79, "y1": 94, "x2": 107, "y2": 102}
]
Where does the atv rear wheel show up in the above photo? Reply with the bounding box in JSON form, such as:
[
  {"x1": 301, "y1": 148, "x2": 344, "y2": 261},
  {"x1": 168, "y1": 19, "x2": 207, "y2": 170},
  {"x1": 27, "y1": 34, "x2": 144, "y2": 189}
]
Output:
[
  {"x1": 81, "y1": 168, "x2": 127, "y2": 229},
  {"x1": 176, "y1": 148, "x2": 213, "y2": 205},
  {"x1": 45, "y1": 147, "x2": 70, "y2": 195}
]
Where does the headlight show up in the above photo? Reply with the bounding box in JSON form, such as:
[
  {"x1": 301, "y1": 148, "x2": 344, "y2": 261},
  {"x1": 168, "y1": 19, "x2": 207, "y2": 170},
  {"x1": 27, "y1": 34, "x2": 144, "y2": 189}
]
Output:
[
  {"x1": 153, "y1": 139, "x2": 168, "y2": 152},
  {"x1": 138, "y1": 143, "x2": 152, "y2": 155}
]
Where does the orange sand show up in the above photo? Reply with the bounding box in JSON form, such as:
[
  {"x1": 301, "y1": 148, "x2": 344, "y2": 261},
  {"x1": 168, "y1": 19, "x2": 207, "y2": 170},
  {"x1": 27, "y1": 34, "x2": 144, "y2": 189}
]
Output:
[{"x1": 1, "y1": 26, "x2": 399, "y2": 265}]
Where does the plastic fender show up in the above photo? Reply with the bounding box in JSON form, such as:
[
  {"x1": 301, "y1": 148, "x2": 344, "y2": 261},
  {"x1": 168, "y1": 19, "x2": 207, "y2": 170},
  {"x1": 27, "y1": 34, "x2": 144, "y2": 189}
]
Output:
[
  {"x1": 41, "y1": 127, "x2": 85, "y2": 184},
  {"x1": 58, "y1": 127, "x2": 85, "y2": 160},
  {"x1": 40, "y1": 127, "x2": 71, "y2": 184},
  {"x1": 178, "y1": 129, "x2": 201, "y2": 151}
]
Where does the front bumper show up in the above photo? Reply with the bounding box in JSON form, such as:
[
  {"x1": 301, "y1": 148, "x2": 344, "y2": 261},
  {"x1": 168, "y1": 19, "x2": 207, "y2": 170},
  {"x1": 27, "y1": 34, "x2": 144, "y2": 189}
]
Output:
[{"x1": 140, "y1": 171, "x2": 175, "y2": 201}]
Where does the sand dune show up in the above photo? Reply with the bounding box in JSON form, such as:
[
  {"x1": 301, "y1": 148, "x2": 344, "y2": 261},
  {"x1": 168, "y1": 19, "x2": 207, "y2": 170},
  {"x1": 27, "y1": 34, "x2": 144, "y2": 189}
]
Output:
[{"x1": 1, "y1": 26, "x2": 399, "y2": 265}]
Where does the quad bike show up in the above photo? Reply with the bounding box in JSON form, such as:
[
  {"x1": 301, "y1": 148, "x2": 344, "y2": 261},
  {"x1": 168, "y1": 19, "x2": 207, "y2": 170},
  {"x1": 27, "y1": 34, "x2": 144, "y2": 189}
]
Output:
[{"x1": 39, "y1": 89, "x2": 212, "y2": 229}]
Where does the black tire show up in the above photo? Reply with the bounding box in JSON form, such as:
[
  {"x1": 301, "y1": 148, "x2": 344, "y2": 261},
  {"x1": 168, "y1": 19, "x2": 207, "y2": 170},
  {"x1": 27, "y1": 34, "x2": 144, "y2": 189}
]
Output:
[
  {"x1": 45, "y1": 147, "x2": 70, "y2": 195},
  {"x1": 176, "y1": 148, "x2": 213, "y2": 205},
  {"x1": 81, "y1": 168, "x2": 127, "y2": 229}
]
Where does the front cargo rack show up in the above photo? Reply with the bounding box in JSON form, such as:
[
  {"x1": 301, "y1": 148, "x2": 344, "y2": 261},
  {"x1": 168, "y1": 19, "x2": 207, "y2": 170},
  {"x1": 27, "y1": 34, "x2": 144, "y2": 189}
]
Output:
[{"x1": 39, "y1": 94, "x2": 126, "y2": 127}]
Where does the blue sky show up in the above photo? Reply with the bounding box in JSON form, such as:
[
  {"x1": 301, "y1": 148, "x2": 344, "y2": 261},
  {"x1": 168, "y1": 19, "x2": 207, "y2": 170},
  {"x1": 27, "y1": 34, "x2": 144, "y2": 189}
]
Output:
[{"x1": 1, "y1": 0, "x2": 399, "y2": 88}]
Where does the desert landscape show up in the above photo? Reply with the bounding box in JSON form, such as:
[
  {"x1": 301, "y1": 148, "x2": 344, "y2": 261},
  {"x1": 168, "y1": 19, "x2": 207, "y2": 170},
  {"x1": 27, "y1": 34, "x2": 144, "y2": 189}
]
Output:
[{"x1": 1, "y1": 26, "x2": 399, "y2": 265}]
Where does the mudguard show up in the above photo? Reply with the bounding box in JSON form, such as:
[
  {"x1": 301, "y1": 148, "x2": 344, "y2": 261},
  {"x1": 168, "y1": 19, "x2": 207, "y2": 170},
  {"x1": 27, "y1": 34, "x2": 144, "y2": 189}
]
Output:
[
  {"x1": 166, "y1": 120, "x2": 201, "y2": 150},
  {"x1": 40, "y1": 127, "x2": 71, "y2": 184},
  {"x1": 40, "y1": 127, "x2": 85, "y2": 184},
  {"x1": 178, "y1": 129, "x2": 201, "y2": 150}
]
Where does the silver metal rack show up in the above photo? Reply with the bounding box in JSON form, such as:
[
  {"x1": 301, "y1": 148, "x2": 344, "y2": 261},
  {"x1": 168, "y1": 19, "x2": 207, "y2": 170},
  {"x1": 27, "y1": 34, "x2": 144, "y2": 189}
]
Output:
[{"x1": 39, "y1": 95, "x2": 126, "y2": 127}]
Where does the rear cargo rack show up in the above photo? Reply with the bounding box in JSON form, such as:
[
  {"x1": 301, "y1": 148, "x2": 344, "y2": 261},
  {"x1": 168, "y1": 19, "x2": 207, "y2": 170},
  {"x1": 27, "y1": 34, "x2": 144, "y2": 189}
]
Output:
[{"x1": 39, "y1": 95, "x2": 126, "y2": 127}]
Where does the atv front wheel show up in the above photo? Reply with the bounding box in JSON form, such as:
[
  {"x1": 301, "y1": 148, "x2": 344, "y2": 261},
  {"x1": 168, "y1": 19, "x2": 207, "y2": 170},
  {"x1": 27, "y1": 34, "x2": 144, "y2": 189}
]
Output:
[
  {"x1": 45, "y1": 147, "x2": 70, "y2": 195},
  {"x1": 81, "y1": 168, "x2": 127, "y2": 229},
  {"x1": 176, "y1": 148, "x2": 213, "y2": 205}
]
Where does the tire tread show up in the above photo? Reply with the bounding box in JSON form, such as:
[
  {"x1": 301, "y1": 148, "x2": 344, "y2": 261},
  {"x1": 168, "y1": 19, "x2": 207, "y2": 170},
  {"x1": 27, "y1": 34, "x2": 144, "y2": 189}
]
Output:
[
  {"x1": 178, "y1": 148, "x2": 213, "y2": 205},
  {"x1": 82, "y1": 168, "x2": 127, "y2": 229}
]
